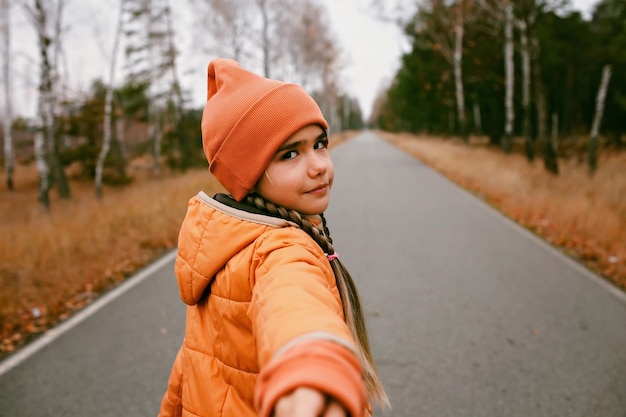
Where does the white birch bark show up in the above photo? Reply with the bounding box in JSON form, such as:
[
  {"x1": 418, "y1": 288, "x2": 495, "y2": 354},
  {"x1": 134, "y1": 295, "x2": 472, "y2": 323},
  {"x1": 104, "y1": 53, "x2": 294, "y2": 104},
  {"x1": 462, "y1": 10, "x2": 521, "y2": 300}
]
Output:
[
  {"x1": 256, "y1": 0, "x2": 272, "y2": 78},
  {"x1": 588, "y1": 65, "x2": 612, "y2": 175},
  {"x1": 51, "y1": 0, "x2": 70, "y2": 153},
  {"x1": 34, "y1": 110, "x2": 50, "y2": 207},
  {"x1": 590, "y1": 65, "x2": 612, "y2": 139},
  {"x1": 96, "y1": 0, "x2": 125, "y2": 198},
  {"x1": 52, "y1": 0, "x2": 63, "y2": 121},
  {"x1": 453, "y1": 0, "x2": 467, "y2": 142},
  {"x1": 1, "y1": 0, "x2": 15, "y2": 190},
  {"x1": 518, "y1": 19, "x2": 533, "y2": 159},
  {"x1": 503, "y1": 2, "x2": 514, "y2": 150},
  {"x1": 23, "y1": 0, "x2": 71, "y2": 201},
  {"x1": 24, "y1": 0, "x2": 54, "y2": 206}
]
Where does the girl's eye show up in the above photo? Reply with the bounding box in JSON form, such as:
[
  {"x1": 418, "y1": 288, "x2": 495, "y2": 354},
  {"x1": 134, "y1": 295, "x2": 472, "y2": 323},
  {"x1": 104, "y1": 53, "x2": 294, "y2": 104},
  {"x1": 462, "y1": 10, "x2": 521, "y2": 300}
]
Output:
[
  {"x1": 280, "y1": 150, "x2": 298, "y2": 160},
  {"x1": 314, "y1": 138, "x2": 329, "y2": 150}
]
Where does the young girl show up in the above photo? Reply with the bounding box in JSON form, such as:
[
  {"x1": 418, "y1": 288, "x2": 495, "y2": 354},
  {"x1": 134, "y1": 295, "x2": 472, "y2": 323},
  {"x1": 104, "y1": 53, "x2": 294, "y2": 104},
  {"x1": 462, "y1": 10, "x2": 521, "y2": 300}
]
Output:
[{"x1": 158, "y1": 58, "x2": 389, "y2": 417}]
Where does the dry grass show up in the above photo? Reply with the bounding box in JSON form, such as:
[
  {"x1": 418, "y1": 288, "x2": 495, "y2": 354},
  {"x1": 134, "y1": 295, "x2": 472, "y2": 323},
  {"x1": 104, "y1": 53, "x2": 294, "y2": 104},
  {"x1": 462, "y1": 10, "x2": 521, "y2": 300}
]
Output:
[
  {"x1": 0, "y1": 161, "x2": 225, "y2": 353},
  {"x1": 380, "y1": 131, "x2": 626, "y2": 291},
  {"x1": 0, "y1": 131, "x2": 356, "y2": 355},
  {"x1": 3, "y1": 128, "x2": 621, "y2": 356}
]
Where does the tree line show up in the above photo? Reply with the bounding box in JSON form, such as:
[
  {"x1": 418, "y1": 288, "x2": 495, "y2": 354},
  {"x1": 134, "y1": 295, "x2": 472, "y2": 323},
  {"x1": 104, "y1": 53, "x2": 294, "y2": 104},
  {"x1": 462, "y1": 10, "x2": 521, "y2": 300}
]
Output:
[
  {"x1": 371, "y1": 0, "x2": 624, "y2": 175},
  {"x1": 0, "y1": 0, "x2": 364, "y2": 208}
]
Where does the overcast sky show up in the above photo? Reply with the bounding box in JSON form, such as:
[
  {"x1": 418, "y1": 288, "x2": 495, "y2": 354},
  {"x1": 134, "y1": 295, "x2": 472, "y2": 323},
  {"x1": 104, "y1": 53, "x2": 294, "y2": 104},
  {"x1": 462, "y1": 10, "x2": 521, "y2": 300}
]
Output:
[{"x1": 4, "y1": 0, "x2": 601, "y2": 120}]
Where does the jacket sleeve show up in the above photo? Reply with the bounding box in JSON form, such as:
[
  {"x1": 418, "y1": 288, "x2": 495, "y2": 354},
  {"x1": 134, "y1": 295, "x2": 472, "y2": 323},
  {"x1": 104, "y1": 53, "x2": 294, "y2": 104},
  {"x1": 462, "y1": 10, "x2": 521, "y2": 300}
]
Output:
[
  {"x1": 158, "y1": 346, "x2": 184, "y2": 417},
  {"x1": 250, "y1": 228, "x2": 367, "y2": 417},
  {"x1": 255, "y1": 340, "x2": 366, "y2": 417}
]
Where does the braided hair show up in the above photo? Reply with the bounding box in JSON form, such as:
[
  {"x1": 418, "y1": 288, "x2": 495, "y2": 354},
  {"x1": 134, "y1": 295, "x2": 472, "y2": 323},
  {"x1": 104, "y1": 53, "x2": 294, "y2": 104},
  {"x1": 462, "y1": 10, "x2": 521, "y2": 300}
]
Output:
[{"x1": 245, "y1": 193, "x2": 390, "y2": 409}]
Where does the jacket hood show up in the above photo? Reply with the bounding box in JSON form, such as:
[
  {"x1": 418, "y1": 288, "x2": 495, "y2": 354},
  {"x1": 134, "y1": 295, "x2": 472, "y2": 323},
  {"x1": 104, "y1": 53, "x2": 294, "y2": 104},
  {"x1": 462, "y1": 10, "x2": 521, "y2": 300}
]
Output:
[{"x1": 175, "y1": 192, "x2": 293, "y2": 305}]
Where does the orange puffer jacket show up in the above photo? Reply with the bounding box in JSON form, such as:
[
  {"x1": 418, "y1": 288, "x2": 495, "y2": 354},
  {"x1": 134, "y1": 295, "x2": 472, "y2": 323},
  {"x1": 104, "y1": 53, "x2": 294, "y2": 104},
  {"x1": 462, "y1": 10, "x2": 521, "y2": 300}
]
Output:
[{"x1": 158, "y1": 192, "x2": 367, "y2": 417}]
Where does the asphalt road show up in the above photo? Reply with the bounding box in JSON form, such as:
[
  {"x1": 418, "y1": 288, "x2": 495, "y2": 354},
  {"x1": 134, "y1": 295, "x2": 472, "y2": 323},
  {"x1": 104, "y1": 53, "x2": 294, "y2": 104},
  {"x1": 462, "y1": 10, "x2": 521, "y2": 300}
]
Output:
[{"x1": 1, "y1": 130, "x2": 625, "y2": 417}]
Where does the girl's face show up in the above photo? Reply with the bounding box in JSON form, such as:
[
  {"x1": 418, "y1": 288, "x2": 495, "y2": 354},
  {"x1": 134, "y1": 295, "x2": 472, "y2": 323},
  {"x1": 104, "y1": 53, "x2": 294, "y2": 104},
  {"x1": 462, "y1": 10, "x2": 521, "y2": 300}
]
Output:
[{"x1": 255, "y1": 124, "x2": 334, "y2": 215}]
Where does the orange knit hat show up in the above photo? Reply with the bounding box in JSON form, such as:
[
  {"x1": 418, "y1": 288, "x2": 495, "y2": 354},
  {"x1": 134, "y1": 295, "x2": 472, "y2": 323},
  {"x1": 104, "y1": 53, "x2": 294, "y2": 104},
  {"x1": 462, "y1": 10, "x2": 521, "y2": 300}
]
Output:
[{"x1": 201, "y1": 59, "x2": 329, "y2": 201}]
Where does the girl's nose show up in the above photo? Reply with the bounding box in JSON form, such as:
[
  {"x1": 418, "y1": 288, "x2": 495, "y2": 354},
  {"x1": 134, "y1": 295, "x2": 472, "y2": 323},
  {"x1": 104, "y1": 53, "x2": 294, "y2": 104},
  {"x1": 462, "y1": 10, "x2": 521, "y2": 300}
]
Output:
[{"x1": 307, "y1": 153, "x2": 328, "y2": 177}]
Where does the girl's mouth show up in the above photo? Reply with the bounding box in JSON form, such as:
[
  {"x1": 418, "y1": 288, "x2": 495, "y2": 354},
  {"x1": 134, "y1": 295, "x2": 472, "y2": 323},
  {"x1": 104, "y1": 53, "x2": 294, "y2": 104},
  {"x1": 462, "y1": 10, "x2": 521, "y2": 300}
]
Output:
[{"x1": 307, "y1": 184, "x2": 329, "y2": 194}]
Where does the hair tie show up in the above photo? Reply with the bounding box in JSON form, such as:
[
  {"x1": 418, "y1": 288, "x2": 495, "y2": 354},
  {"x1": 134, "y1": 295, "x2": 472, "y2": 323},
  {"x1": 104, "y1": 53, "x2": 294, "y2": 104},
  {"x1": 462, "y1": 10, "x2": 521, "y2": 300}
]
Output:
[{"x1": 326, "y1": 253, "x2": 339, "y2": 262}]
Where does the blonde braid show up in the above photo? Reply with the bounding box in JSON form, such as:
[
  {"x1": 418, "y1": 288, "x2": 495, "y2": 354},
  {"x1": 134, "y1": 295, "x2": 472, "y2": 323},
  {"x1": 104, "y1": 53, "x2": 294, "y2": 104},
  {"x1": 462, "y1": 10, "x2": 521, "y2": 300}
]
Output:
[
  {"x1": 246, "y1": 194, "x2": 332, "y2": 253},
  {"x1": 245, "y1": 194, "x2": 390, "y2": 410}
]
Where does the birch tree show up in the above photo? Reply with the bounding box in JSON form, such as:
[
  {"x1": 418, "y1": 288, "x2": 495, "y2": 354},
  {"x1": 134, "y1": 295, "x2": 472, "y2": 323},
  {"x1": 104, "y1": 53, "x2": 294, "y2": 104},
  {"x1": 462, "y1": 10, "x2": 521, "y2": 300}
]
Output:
[
  {"x1": 192, "y1": 0, "x2": 287, "y2": 77},
  {"x1": 251, "y1": 0, "x2": 294, "y2": 79},
  {"x1": 256, "y1": 0, "x2": 273, "y2": 78},
  {"x1": 518, "y1": 0, "x2": 569, "y2": 172},
  {"x1": 125, "y1": 0, "x2": 183, "y2": 174},
  {"x1": 588, "y1": 65, "x2": 612, "y2": 175},
  {"x1": 452, "y1": 0, "x2": 466, "y2": 142},
  {"x1": 22, "y1": 0, "x2": 71, "y2": 206},
  {"x1": 281, "y1": 0, "x2": 338, "y2": 90},
  {"x1": 529, "y1": 14, "x2": 558, "y2": 174},
  {"x1": 517, "y1": 19, "x2": 533, "y2": 161},
  {"x1": 419, "y1": 0, "x2": 469, "y2": 142},
  {"x1": 189, "y1": 0, "x2": 253, "y2": 62},
  {"x1": 475, "y1": 0, "x2": 515, "y2": 151},
  {"x1": 95, "y1": 0, "x2": 125, "y2": 198},
  {"x1": 590, "y1": 0, "x2": 626, "y2": 148},
  {"x1": 1, "y1": 0, "x2": 14, "y2": 190},
  {"x1": 502, "y1": 2, "x2": 515, "y2": 152}
]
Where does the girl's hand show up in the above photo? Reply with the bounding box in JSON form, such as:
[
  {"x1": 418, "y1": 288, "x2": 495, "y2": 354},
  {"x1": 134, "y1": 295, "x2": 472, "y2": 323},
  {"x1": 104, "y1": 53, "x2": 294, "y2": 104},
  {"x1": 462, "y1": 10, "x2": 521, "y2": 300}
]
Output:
[{"x1": 273, "y1": 387, "x2": 347, "y2": 417}]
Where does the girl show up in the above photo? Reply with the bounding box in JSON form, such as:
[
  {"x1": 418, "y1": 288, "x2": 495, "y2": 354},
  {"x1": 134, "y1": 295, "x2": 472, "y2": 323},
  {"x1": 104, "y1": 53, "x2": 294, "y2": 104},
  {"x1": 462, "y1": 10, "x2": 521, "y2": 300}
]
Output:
[{"x1": 159, "y1": 58, "x2": 389, "y2": 417}]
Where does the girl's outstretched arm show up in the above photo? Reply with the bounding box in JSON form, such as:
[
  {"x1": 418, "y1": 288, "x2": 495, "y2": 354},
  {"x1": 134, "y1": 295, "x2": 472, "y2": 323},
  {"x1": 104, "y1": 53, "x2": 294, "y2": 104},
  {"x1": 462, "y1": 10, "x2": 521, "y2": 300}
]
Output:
[
  {"x1": 274, "y1": 387, "x2": 346, "y2": 417},
  {"x1": 251, "y1": 231, "x2": 367, "y2": 417}
]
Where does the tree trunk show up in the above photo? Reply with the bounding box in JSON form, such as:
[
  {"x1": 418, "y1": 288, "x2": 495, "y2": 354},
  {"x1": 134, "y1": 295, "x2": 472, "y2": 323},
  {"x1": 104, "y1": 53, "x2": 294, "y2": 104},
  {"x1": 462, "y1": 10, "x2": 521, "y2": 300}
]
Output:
[
  {"x1": 150, "y1": 115, "x2": 163, "y2": 175},
  {"x1": 145, "y1": 0, "x2": 162, "y2": 175},
  {"x1": 257, "y1": 0, "x2": 271, "y2": 78},
  {"x1": 96, "y1": 0, "x2": 125, "y2": 198},
  {"x1": 518, "y1": 19, "x2": 533, "y2": 161},
  {"x1": 34, "y1": 127, "x2": 50, "y2": 207},
  {"x1": 531, "y1": 27, "x2": 557, "y2": 175},
  {"x1": 116, "y1": 116, "x2": 127, "y2": 161},
  {"x1": 164, "y1": 0, "x2": 183, "y2": 114},
  {"x1": 588, "y1": 65, "x2": 612, "y2": 175},
  {"x1": 502, "y1": 2, "x2": 514, "y2": 153},
  {"x1": 32, "y1": 0, "x2": 54, "y2": 207},
  {"x1": 473, "y1": 101, "x2": 482, "y2": 136},
  {"x1": 114, "y1": 114, "x2": 128, "y2": 179},
  {"x1": 29, "y1": 0, "x2": 70, "y2": 201},
  {"x1": 453, "y1": 0, "x2": 467, "y2": 143},
  {"x1": 551, "y1": 112, "x2": 559, "y2": 154},
  {"x1": 50, "y1": 0, "x2": 70, "y2": 198},
  {"x1": 1, "y1": 0, "x2": 14, "y2": 190},
  {"x1": 343, "y1": 96, "x2": 350, "y2": 131}
]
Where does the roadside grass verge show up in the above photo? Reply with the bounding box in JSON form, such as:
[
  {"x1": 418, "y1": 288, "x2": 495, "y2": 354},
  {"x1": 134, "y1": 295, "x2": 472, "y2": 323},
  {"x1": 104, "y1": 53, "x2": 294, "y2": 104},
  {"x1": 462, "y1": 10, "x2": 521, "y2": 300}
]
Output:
[
  {"x1": 0, "y1": 131, "x2": 356, "y2": 357},
  {"x1": 3, "y1": 129, "x2": 622, "y2": 358},
  {"x1": 380, "y1": 131, "x2": 625, "y2": 293}
]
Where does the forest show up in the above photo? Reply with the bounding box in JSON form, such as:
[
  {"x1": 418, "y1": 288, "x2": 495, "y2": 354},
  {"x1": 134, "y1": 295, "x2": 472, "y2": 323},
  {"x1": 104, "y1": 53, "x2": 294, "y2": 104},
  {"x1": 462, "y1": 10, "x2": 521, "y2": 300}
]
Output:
[
  {"x1": 2, "y1": 0, "x2": 624, "y2": 201},
  {"x1": 0, "y1": 0, "x2": 624, "y2": 355},
  {"x1": 0, "y1": 0, "x2": 364, "y2": 207},
  {"x1": 373, "y1": 0, "x2": 625, "y2": 175}
]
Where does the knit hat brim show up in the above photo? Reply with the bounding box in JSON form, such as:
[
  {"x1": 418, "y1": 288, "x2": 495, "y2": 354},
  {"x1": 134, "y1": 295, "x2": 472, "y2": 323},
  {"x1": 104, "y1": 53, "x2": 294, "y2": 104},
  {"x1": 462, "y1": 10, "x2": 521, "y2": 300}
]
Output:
[{"x1": 201, "y1": 59, "x2": 328, "y2": 201}]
